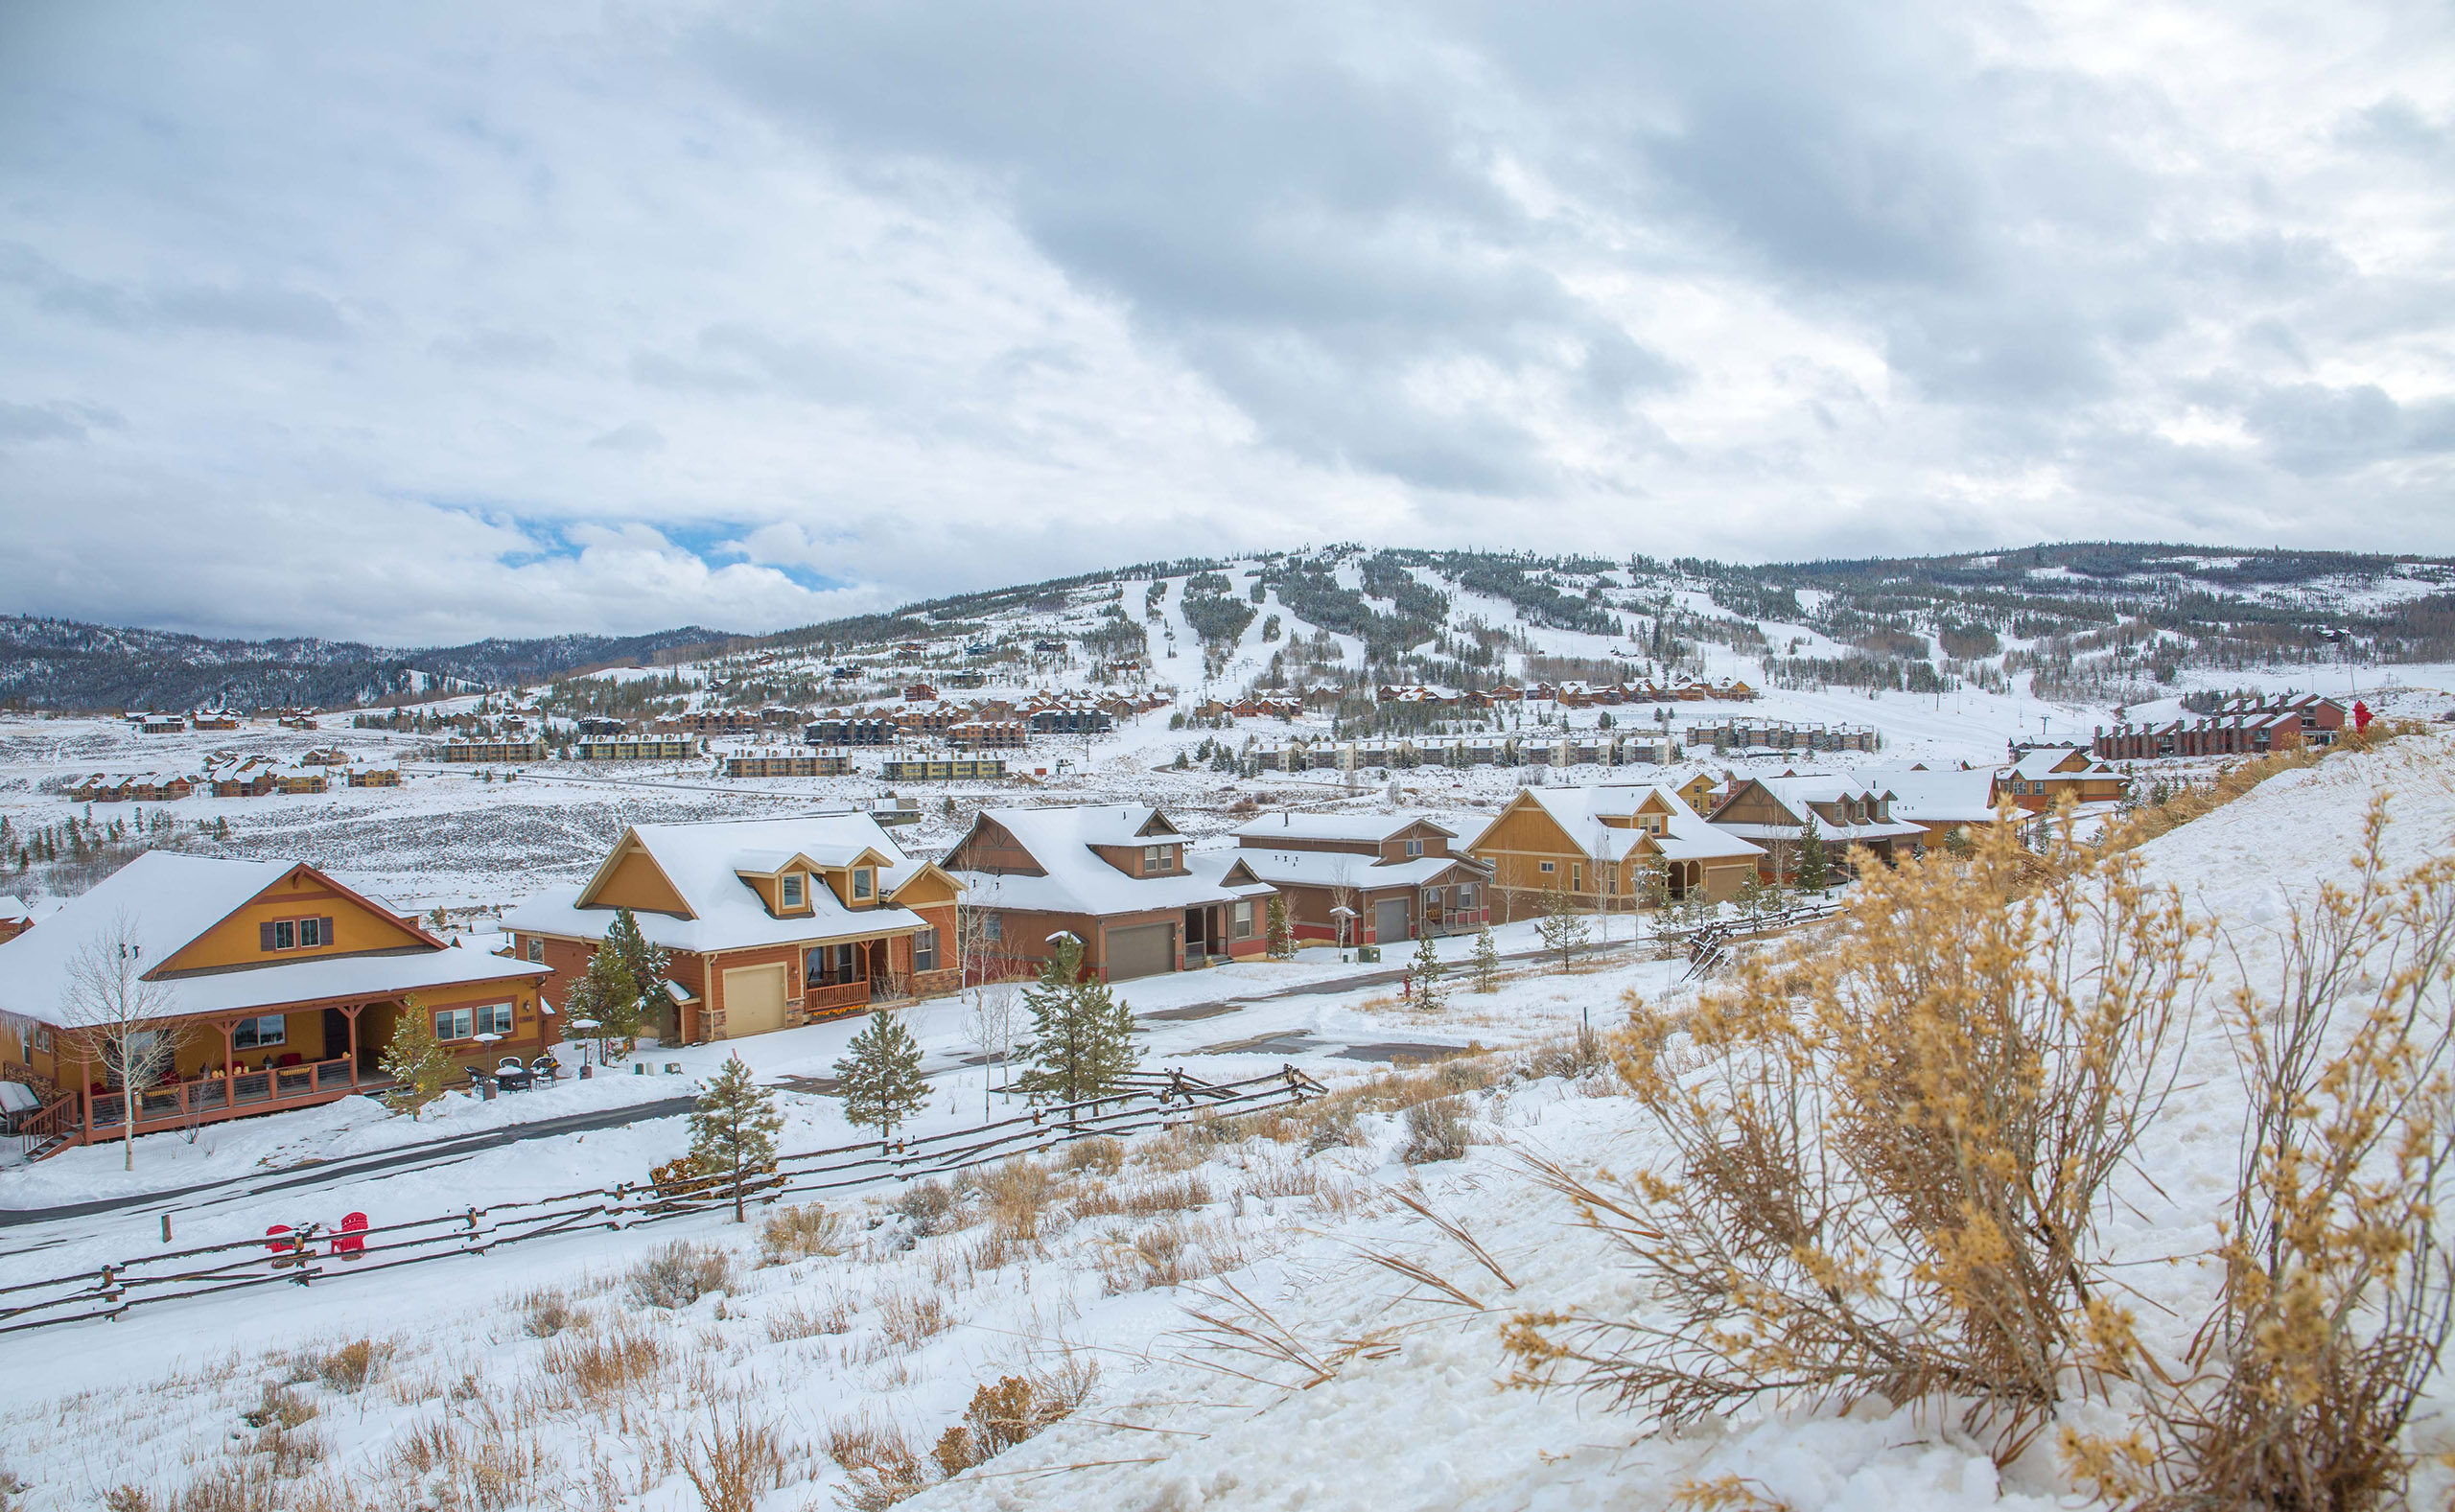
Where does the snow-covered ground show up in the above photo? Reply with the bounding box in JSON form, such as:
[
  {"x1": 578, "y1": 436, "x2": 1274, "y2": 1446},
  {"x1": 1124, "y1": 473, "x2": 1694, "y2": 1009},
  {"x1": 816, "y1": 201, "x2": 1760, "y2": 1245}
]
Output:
[{"x1": 3, "y1": 731, "x2": 2450, "y2": 1509}]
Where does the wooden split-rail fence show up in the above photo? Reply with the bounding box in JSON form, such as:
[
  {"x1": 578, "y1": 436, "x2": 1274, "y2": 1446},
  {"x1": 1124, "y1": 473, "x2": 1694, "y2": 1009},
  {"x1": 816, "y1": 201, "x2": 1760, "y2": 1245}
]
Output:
[
  {"x1": 0, "y1": 1064, "x2": 1326, "y2": 1338},
  {"x1": 1677, "y1": 899, "x2": 1839, "y2": 983}
]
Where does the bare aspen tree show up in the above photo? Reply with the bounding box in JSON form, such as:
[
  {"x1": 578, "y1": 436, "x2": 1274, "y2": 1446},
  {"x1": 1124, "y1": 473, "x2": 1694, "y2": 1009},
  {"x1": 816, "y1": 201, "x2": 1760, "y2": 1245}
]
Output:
[{"x1": 58, "y1": 913, "x2": 193, "y2": 1173}]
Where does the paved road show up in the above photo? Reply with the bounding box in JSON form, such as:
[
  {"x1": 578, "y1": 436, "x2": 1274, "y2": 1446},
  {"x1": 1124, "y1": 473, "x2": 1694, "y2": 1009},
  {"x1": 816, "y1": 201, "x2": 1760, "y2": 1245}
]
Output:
[
  {"x1": 0, "y1": 1096, "x2": 700, "y2": 1237},
  {"x1": 0, "y1": 933, "x2": 1661, "y2": 1235}
]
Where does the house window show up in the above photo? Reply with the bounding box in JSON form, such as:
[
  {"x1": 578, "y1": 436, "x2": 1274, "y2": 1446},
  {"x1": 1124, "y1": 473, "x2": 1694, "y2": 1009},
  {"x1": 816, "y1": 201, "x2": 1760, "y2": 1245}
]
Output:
[
  {"x1": 474, "y1": 1003, "x2": 515, "y2": 1037},
  {"x1": 1232, "y1": 901, "x2": 1254, "y2": 939},
  {"x1": 914, "y1": 928, "x2": 938, "y2": 971},
  {"x1": 1538, "y1": 860, "x2": 1555, "y2": 873},
  {"x1": 1457, "y1": 883, "x2": 1476, "y2": 910},
  {"x1": 852, "y1": 869, "x2": 874, "y2": 900},
  {"x1": 526, "y1": 937, "x2": 545, "y2": 963},
  {"x1": 1571, "y1": 864, "x2": 1583, "y2": 891},
  {"x1": 299, "y1": 918, "x2": 324, "y2": 948},
  {"x1": 233, "y1": 1014, "x2": 286, "y2": 1051},
  {"x1": 434, "y1": 1007, "x2": 474, "y2": 1041},
  {"x1": 271, "y1": 920, "x2": 293, "y2": 950},
  {"x1": 781, "y1": 873, "x2": 805, "y2": 908},
  {"x1": 983, "y1": 913, "x2": 1003, "y2": 942},
  {"x1": 1404, "y1": 839, "x2": 1423, "y2": 857},
  {"x1": 1143, "y1": 845, "x2": 1174, "y2": 872}
]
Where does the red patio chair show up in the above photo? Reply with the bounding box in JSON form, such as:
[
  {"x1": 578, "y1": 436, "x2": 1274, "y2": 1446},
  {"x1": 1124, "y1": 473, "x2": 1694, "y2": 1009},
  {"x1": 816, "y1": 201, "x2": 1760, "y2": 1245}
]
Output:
[
  {"x1": 265, "y1": 1223, "x2": 294, "y2": 1254},
  {"x1": 276, "y1": 1053, "x2": 303, "y2": 1068},
  {"x1": 332, "y1": 1211, "x2": 368, "y2": 1258}
]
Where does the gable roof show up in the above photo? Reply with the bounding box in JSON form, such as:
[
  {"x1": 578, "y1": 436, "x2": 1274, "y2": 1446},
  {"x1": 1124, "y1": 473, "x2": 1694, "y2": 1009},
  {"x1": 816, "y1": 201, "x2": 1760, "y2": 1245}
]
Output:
[
  {"x1": 1231, "y1": 812, "x2": 1459, "y2": 846},
  {"x1": 1848, "y1": 765, "x2": 2002, "y2": 825},
  {"x1": 508, "y1": 814, "x2": 945, "y2": 955},
  {"x1": 0, "y1": 852, "x2": 540, "y2": 1028},
  {"x1": 1468, "y1": 783, "x2": 1764, "y2": 865},
  {"x1": 2000, "y1": 747, "x2": 2118, "y2": 781},
  {"x1": 1710, "y1": 775, "x2": 1928, "y2": 843},
  {"x1": 951, "y1": 805, "x2": 1269, "y2": 916}
]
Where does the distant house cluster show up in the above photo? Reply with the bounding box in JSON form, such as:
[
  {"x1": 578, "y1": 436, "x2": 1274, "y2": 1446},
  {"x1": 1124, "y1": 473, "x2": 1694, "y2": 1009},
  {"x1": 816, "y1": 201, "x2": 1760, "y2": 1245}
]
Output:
[{"x1": 2093, "y1": 693, "x2": 2347, "y2": 761}]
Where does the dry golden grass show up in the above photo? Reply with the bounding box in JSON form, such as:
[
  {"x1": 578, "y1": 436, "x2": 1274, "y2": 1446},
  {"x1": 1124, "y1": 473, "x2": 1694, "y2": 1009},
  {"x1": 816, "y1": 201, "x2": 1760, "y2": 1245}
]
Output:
[
  {"x1": 877, "y1": 1287, "x2": 953, "y2": 1350},
  {"x1": 756, "y1": 1202, "x2": 847, "y2": 1267},
  {"x1": 1098, "y1": 1215, "x2": 1247, "y2": 1293},
  {"x1": 762, "y1": 1289, "x2": 855, "y2": 1342},
  {"x1": 826, "y1": 1416, "x2": 929, "y2": 1512},
  {"x1": 626, "y1": 1241, "x2": 735, "y2": 1309},
  {"x1": 680, "y1": 1406, "x2": 793, "y2": 1512},
  {"x1": 536, "y1": 1324, "x2": 668, "y2": 1410},
  {"x1": 1073, "y1": 1172, "x2": 1211, "y2": 1220},
  {"x1": 513, "y1": 1287, "x2": 588, "y2": 1338}
]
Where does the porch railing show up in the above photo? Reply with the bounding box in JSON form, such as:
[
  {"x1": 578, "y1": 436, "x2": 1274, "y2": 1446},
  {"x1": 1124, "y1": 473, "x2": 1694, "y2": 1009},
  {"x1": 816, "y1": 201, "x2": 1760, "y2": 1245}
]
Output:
[
  {"x1": 802, "y1": 981, "x2": 871, "y2": 1013},
  {"x1": 14, "y1": 1095, "x2": 75, "y2": 1154},
  {"x1": 82, "y1": 1055, "x2": 360, "y2": 1137}
]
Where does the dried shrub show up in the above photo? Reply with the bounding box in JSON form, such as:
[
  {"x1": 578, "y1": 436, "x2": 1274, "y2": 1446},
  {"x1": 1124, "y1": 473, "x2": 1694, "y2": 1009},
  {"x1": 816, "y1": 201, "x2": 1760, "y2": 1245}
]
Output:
[
  {"x1": 1060, "y1": 1136, "x2": 1123, "y2": 1175},
  {"x1": 970, "y1": 1158, "x2": 1058, "y2": 1244},
  {"x1": 893, "y1": 1180, "x2": 960, "y2": 1237},
  {"x1": 1507, "y1": 819, "x2": 2201, "y2": 1459},
  {"x1": 1098, "y1": 1216, "x2": 1245, "y2": 1293},
  {"x1": 878, "y1": 1288, "x2": 952, "y2": 1349},
  {"x1": 240, "y1": 1384, "x2": 316, "y2": 1431},
  {"x1": 627, "y1": 1241, "x2": 735, "y2": 1309},
  {"x1": 539, "y1": 1325, "x2": 666, "y2": 1407},
  {"x1": 764, "y1": 1289, "x2": 855, "y2": 1341},
  {"x1": 1300, "y1": 1106, "x2": 1364, "y2": 1154},
  {"x1": 826, "y1": 1417, "x2": 928, "y2": 1511},
  {"x1": 518, "y1": 1288, "x2": 586, "y2": 1338},
  {"x1": 758, "y1": 1202, "x2": 847, "y2": 1266},
  {"x1": 682, "y1": 1407, "x2": 791, "y2": 1512},
  {"x1": 311, "y1": 1338, "x2": 390, "y2": 1393},
  {"x1": 929, "y1": 1365, "x2": 1093, "y2": 1478},
  {"x1": 1398, "y1": 1097, "x2": 1471, "y2": 1165},
  {"x1": 2068, "y1": 798, "x2": 2455, "y2": 1511},
  {"x1": 1076, "y1": 1173, "x2": 1211, "y2": 1220}
]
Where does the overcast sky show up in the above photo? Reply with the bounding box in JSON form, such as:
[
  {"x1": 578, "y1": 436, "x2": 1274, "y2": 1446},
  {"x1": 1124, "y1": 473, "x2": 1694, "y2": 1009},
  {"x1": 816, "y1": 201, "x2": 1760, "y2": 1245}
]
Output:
[{"x1": 2, "y1": 1, "x2": 2451, "y2": 643}]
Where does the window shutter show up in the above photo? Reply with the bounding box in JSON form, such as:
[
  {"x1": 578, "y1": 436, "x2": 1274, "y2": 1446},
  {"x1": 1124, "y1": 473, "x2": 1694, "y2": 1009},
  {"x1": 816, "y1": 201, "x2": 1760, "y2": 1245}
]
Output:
[
  {"x1": 260, "y1": 922, "x2": 277, "y2": 951},
  {"x1": 321, "y1": 917, "x2": 335, "y2": 946}
]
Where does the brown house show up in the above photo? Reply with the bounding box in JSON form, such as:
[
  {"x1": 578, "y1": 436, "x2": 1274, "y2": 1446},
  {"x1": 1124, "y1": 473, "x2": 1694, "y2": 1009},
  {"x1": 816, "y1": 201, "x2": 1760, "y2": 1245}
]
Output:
[
  {"x1": 1706, "y1": 775, "x2": 1926, "y2": 879},
  {"x1": 1230, "y1": 813, "x2": 1489, "y2": 946},
  {"x1": 946, "y1": 805, "x2": 1275, "y2": 982},
  {"x1": 1992, "y1": 747, "x2": 2128, "y2": 812},
  {"x1": 503, "y1": 815, "x2": 962, "y2": 1044}
]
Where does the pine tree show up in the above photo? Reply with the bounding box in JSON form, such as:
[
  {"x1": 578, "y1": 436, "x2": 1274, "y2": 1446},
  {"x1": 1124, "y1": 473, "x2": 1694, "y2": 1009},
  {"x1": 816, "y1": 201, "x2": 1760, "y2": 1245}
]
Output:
[
  {"x1": 1797, "y1": 811, "x2": 1831, "y2": 896},
  {"x1": 1536, "y1": 888, "x2": 1590, "y2": 974},
  {"x1": 565, "y1": 908, "x2": 666, "y2": 1059},
  {"x1": 381, "y1": 1001, "x2": 453, "y2": 1121},
  {"x1": 1470, "y1": 924, "x2": 1500, "y2": 992},
  {"x1": 1265, "y1": 896, "x2": 1295, "y2": 961},
  {"x1": 689, "y1": 1054, "x2": 783, "y2": 1221},
  {"x1": 1735, "y1": 869, "x2": 1769, "y2": 929},
  {"x1": 834, "y1": 1009, "x2": 931, "y2": 1143},
  {"x1": 1410, "y1": 930, "x2": 1446, "y2": 1012},
  {"x1": 1013, "y1": 935, "x2": 1139, "y2": 1106}
]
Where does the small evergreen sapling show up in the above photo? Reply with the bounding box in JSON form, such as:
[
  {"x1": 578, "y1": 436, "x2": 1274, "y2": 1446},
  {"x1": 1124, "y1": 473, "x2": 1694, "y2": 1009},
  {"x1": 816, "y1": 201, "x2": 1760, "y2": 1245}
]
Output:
[
  {"x1": 834, "y1": 1008, "x2": 931, "y2": 1143},
  {"x1": 1265, "y1": 895, "x2": 1295, "y2": 961},
  {"x1": 1796, "y1": 811, "x2": 1831, "y2": 896},
  {"x1": 1536, "y1": 888, "x2": 1590, "y2": 974},
  {"x1": 689, "y1": 1054, "x2": 783, "y2": 1222},
  {"x1": 1014, "y1": 935, "x2": 1139, "y2": 1105},
  {"x1": 381, "y1": 1000, "x2": 454, "y2": 1121},
  {"x1": 1410, "y1": 930, "x2": 1445, "y2": 1011},
  {"x1": 1471, "y1": 924, "x2": 1501, "y2": 993}
]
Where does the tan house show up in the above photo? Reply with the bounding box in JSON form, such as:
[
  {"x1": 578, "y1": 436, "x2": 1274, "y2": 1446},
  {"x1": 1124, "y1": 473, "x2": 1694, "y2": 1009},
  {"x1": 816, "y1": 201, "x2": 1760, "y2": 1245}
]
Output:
[
  {"x1": 945, "y1": 805, "x2": 1275, "y2": 981},
  {"x1": 0, "y1": 854, "x2": 549, "y2": 1152},
  {"x1": 1465, "y1": 783, "x2": 1765, "y2": 919},
  {"x1": 1993, "y1": 747, "x2": 2129, "y2": 812},
  {"x1": 503, "y1": 815, "x2": 962, "y2": 1044}
]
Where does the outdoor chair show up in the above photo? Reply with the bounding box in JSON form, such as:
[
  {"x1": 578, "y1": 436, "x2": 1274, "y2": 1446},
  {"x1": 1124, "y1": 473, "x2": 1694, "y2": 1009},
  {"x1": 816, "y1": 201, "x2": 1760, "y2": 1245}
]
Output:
[{"x1": 527, "y1": 1056, "x2": 561, "y2": 1083}]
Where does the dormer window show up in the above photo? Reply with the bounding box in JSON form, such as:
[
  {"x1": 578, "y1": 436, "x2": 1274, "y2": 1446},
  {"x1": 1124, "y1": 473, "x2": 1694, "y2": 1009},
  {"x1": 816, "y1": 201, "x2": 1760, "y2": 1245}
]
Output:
[
  {"x1": 781, "y1": 873, "x2": 804, "y2": 909},
  {"x1": 1143, "y1": 845, "x2": 1174, "y2": 873},
  {"x1": 853, "y1": 869, "x2": 874, "y2": 901},
  {"x1": 1404, "y1": 839, "x2": 1423, "y2": 857}
]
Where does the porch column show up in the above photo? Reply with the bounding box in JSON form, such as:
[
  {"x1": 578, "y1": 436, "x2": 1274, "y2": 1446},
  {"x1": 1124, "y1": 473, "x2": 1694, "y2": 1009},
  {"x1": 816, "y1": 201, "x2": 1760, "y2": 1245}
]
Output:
[
  {"x1": 220, "y1": 1019, "x2": 237, "y2": 1087},
  {"x1": 76, "y1": 1045, "x2": 91, "y2": 1138},
  {"x1": 341, "y1": 1004, "x2": 362, "y2": 1089}
]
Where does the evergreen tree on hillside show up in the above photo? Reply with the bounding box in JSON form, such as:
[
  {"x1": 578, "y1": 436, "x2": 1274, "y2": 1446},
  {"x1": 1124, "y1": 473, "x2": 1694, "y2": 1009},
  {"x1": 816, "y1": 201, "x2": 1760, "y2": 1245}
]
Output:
[
  {"x1": 1536, "y1": 888, "x2": 1590, "y2": 974},
  {"x1": 564, "y1": 908, "x2": 667, "y2": 1058},
  {"x1": 1014, "y1": 935, "x2": 1139, "y2": 1105},
  {"x1": 834, "y1": 1009, "x2": 931, "y2": 1144},
  {"x1": 688, "y1": 1055, "x2": 783, "y2": 1222}
]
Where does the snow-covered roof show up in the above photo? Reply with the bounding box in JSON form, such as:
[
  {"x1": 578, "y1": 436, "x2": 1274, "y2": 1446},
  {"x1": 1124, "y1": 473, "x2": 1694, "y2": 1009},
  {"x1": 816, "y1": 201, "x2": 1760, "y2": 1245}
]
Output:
[
  {"x1": 1230, "y1": 849, "x2": 1482, "y2": 891},
  {"x1": 952, "y1": 805, "x2": 1263, "y2": 916},
  {"x1": 1230, "y1": 813, "x2": 1458, "y2": 845},
  {"x1": 1475, "y1": 783, "x2": 1764, "y2": 865},
  {"x1": 2000, "y1": 747, "x2": 2118, "y2": 781},
  {"x1": 0, "y1": 852, "x2": 542, "y2": 1027},
  {"x1": 503, "y1": 814, "x2": 940, "y2": 955},
  {"x1": 1848, "y1": 766, "x2": 2002, "y2": 825},
  {"x1": 0, "y1": 896, "x2": 27, "y2": 924}
]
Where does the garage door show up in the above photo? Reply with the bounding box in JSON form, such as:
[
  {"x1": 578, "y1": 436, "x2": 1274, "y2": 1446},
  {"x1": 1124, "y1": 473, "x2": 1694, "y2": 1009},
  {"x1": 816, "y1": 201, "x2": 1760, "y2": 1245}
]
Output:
[
  {"x1": 721, "y1": 963, "x2": 789, "y2": 1038},
  {"x1": 1375, "y1": 897, "x2": 1411, "y2": 943},
  {"x1": 1104, "y1": 922, "x2": 1176, "y2": 982}
]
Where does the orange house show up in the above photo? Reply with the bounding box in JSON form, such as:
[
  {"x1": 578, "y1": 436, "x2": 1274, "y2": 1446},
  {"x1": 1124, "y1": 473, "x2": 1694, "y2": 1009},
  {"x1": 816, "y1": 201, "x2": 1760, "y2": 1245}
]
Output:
[
  {"x1": 503, "y1": 815, "x2": 963, "y2": 1044},
  {"x1": 0, "y1": 853, "x2": 549, "y2": 1154}
]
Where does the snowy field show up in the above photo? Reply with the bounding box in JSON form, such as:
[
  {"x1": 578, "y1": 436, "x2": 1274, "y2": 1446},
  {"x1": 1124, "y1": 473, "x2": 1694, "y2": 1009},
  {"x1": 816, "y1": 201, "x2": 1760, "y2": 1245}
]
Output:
[{"x1": 1, "y1": 731, "x2": 2451, "y2": 1509}]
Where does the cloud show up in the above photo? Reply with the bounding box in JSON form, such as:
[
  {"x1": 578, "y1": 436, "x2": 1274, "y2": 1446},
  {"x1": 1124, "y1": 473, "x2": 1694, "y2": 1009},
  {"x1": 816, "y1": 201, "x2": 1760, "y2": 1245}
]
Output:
[{"x1": 0, "y1": 0, "x2": 2449, "y2": 640}]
